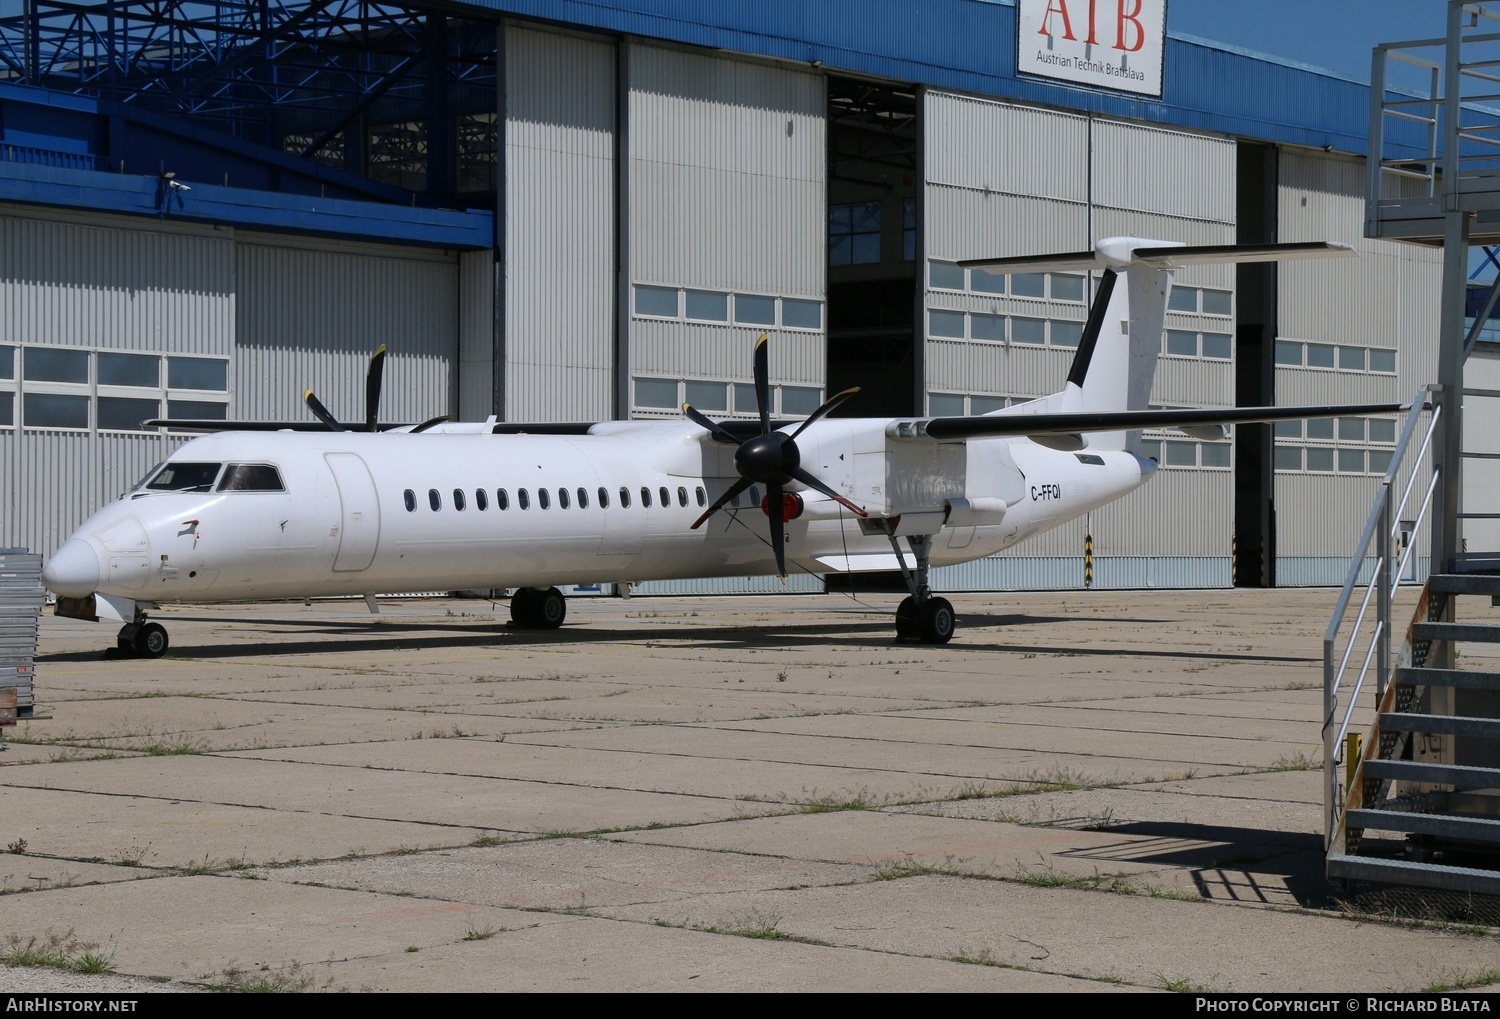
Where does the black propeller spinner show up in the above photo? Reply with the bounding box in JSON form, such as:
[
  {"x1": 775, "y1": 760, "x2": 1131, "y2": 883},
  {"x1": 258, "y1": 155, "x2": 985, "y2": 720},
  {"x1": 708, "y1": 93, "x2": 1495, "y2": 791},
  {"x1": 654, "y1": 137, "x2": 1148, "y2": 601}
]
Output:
[
  {"x1": 304, "y1": 345, "x2": 449, "y2": 433},
  {"x1": 683, "y1": 334, "x2": 867, "y2": 578}
]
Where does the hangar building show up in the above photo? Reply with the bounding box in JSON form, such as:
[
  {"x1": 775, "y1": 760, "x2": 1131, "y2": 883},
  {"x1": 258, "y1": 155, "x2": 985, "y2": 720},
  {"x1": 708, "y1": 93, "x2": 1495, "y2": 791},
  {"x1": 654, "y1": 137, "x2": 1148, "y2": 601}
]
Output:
[{"x1": 0, "y1": 0, "x2": 1444, "y2": 593}]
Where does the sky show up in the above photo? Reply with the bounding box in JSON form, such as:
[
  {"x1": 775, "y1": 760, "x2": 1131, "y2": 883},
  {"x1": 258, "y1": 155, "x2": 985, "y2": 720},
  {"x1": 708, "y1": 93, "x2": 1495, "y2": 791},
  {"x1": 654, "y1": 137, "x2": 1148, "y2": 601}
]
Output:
[{"x1": 1167, "y1": 1, "x2": 1451, "y2": 83}]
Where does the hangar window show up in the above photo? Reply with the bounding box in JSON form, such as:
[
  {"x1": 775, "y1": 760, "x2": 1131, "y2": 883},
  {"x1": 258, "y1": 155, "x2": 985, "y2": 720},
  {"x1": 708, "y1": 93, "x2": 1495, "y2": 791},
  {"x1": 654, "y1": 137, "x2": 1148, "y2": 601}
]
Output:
[
  {"x1": 0, "y1": 344, "x2": 12, "y2": 379},
  {"x1": 929, "y1": 393, "x2": 965, "y2": 416},
  {"x1": 1051, "y1": 274, "x2": 1087, "y2": 303},
  {"x1": 166, "y1": 400, "x2": 228, "y2": 422},
  {"x1": 686, "y1": 290, "x2": 729, "y2": 322},
  {"x1": 735, "y1": 294, "x2": 777, "y2": 326},
  {"x1": 98, "y1": 396, "x2": 160, "y2": 432},
  {"x1": 634, "y1": 377, "x2": 678, "y2": 410},
  {"x1": 1275, "y1": 341, "x2": 1303, "y2": 366},
  {"x1": 497, "y1": 488, "x2": 509, "y2": 511},
  {"x1": 1050, "y1": 321, "x2": 1082, "y2": 349},
  {"x1": 635, "y1": 285, "x2": 679, "y2": 317},
  {"x1": 1202, "y1": 333, "x2": 1232, "y2": 360},
  {"x1": 1370, "y1": 349, "x2": 1397, "y2": 373},
  {"x1": 970, "y1": 268, "x2": 1005, "y2": 295},
  {"x1": 928, "y1": 310, "x2": 964, "y2": 338},
  {"x1": 24, "y1": 347, "x2": 88, "y2": 384},
  {"x1": 1275, "y1": 447, "x2": 1303, "y2": 470},
  {"x1": 404, "y1": 489, "x2": 416, "y2": 512},
  {"x1": 1369, "y1": 450, "x2": 1394, "y2": 473},
  {"x1": 830, "y1": 202, "x2": 881, "y2": 265},
  {"x1": 783, "y1": 299, "x2": 822, "y2": 330},
  {"x1": 1010, "y1": 274, "x2": 1046, "y2": 299},
  {"x1": 733, "y1": 383, "x2": 758, "y2": 415},
  {"x1": 970, "y1": 395, "x2": 1007, "y2": 414},
  {"x1": 0, "y1": 393, "x2": 11, "y2": 428},
  {"x1": 781, "y1": 387, "x2": 822, "y2": 416},
  {"x1": 1369, "y1": 419, "x2": 1397, "y2": 444},
  {"x1": 1305, "y1": 343, "x2": 1336, "y2": 368},
  {"x1": 1168, "y1": 286, "x2": 1199, "y2": 313},
  {"x1": 1166, "y1": 330, "x2": 1198, "y2": 357},
  {"x1": 1201, "y1": 289, "x2": 1233, "y2": 316},
  {"x1": 1305, "y1": 448, "x2": 1335, "y2": 472},
  {"x1": 429, "y1": 489, "x2": 441, "y2": 511},
  {"x1": 971, "y1": 314, "x2": 1004, "y2": 342},
  {"x1": 23, "y1": 393, "x2": 88, "y2": 429},
  {"x1": 685, "y1": 381, "x2": 727, "y2": 413},
  {"x1": 929, "y1": 261, "x2": 964, "y2": 290},
  {"x1": 217, "y1": 464, "x2": 285, "y2": 492},
  {"x1": 904, "y1": 198, "x2": 917, "y2": 261},
  {"x1": 1338, "y1": 346, "x2": 1366, "y2": 371},
  {"x1": 1012, "y1": 317, "x2": 1046, "y2": 345},
  {"x1": 167, "y1": 357, "x2": 228, "y2": 391},
  {"x1": 99, "y1": 353, "x2": 159, "y2": 388}
]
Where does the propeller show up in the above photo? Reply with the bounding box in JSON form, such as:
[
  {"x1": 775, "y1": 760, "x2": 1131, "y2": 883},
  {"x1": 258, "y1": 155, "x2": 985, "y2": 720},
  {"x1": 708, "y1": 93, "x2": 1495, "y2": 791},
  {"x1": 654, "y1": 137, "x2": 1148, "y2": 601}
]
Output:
[
  {"x1": 684, "y1": 334, "x2": 867, "y2": 578},
  {"x1": 303, "y1": 345, "x2": 402, "y2": 432}
]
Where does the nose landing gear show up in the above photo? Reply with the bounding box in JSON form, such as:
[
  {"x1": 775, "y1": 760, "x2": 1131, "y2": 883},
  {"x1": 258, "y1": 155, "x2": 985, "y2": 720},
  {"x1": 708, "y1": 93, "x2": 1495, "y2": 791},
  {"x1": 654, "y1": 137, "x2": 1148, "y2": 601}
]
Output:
[{"x1": 114, "y1": 614, "x2": 170, "y2": 659}]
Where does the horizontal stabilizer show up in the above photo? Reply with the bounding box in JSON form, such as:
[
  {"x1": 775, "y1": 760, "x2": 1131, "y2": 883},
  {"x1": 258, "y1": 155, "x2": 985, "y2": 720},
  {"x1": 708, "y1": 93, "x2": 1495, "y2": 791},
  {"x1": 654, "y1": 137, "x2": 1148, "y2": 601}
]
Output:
[
  {"x1": 890, "y1": 402, "x2": 1406, "y2": 442},
  {"x1": 961, "y1": 240, "x2": 1354, "y2": 274}
]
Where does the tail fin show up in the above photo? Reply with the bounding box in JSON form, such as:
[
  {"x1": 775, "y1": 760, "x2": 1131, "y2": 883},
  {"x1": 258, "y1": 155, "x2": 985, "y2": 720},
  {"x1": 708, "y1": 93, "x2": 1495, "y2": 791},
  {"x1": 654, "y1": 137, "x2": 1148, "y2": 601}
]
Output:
[{"x1": 960, "y1": 238, "x2": 1354, "y2": 453}]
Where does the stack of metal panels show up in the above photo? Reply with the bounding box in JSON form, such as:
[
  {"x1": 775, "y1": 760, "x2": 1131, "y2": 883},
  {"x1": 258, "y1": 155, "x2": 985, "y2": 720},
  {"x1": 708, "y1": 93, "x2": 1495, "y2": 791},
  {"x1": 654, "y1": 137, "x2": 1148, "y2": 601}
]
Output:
[{"x1": 0, "y1": 548, "x2": 43, "y2": 720}]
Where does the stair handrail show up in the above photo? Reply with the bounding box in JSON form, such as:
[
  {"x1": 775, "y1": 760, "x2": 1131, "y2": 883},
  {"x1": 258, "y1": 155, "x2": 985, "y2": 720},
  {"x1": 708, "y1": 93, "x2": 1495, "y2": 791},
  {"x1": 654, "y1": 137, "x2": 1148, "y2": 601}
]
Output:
[{"x1": 1323, "y1": 385, "x2": 1439, "y2": 848}]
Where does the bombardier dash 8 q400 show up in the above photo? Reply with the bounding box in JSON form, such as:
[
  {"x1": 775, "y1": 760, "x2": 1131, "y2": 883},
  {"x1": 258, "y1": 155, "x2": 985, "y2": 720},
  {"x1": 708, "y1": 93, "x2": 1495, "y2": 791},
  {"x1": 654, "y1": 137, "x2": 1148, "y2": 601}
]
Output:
[{"x1": 41, "y1": 237, "x2": 1402, "y2": 657}]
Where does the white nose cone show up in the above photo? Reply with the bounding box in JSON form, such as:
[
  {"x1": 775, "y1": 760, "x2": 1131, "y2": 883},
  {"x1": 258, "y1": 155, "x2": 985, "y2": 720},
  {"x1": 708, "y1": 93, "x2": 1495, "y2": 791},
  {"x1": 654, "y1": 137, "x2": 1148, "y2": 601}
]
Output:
[{"x1": 43, "y1": 538, "x2": 101, "y2": 597}]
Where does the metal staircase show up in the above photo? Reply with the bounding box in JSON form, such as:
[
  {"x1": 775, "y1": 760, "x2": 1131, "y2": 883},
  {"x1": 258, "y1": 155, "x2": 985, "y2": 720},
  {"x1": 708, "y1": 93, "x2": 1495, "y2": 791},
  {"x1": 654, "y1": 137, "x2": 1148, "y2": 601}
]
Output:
[{"x1": 1326, "y1": 2, "x2": 1500, "y2": 895}]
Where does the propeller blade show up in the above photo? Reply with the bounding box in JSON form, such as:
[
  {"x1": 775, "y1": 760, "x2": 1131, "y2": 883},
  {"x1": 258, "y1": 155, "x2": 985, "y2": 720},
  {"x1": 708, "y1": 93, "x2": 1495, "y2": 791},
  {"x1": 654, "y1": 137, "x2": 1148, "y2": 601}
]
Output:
[
  {"x1": 789, "y1": 465, "x2": 868, "y2": 517},
  {"x1": 690, "y1": 477, "x2": 752, "y2": 529},
  {"x1": 767, "y1": 482, "x2": 786, "y2": 578},
  {"x1": 753, "y1": 333, "x2": 771, "y2": 435},
  {"x1": 784, "y1": 386, "x2": 862, "y2": 443},
  {"x1": 410, "y1": 415, "x2": 450, "y2": 433},
  {"x1": 365, "y1": 345, "x2": 387, "y2": 432},
  {"x1": 683, "y1": 403, "x2": 740, "y2": 444},
  {"x1": 304, "y1": 390, "x2": 344, "y2": 431}
]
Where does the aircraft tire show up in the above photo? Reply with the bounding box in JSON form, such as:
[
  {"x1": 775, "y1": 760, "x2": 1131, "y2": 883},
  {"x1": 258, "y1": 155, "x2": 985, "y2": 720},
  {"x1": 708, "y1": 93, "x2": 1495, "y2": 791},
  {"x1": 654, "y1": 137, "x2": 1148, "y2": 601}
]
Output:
[
  {"x1": 895, "y1": 597, "x2": 918, "y2": 640},
  {"x1": 509, "y1": 589, "x2": 534, "y2": 626},
  {"x1": 916, "y1": 597, "x2": 955, "y2": 645},
  {"x1": 534, "y1": 588, "x2": 566, "y2": 630},
  {"x1": 133, "y1": 622, "x2": 169, "y2": 659}
]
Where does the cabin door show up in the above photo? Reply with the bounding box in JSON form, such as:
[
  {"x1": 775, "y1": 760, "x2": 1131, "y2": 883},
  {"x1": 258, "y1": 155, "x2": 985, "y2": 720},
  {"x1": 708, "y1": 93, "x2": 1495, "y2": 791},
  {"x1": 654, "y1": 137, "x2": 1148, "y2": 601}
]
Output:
[{"x1": 324, "y1": 453, "x2": 381, "y2": 572}]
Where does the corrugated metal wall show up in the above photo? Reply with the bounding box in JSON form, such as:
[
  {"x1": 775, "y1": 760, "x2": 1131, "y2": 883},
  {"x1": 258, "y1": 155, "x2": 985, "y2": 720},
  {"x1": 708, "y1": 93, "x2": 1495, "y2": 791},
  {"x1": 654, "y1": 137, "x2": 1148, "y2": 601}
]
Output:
[
  {"x1": 504, "y1": 24, "x2": 617, "y2": 421},
  {"x1": 1275, "y1": 149, "x2": 1441, "y2": 584},
  {"x1": 458, "y1": 248, "x2": 496, "y2": 421},
  {"x1": 627, "y1": 41, "x2": 825, "y2": 395},
  {"x1": 235, "y1": 234, "x2": 458, "y2": 425},
  {"x1": 0, "y1": 208, "x2": 233, "y2": 554}
]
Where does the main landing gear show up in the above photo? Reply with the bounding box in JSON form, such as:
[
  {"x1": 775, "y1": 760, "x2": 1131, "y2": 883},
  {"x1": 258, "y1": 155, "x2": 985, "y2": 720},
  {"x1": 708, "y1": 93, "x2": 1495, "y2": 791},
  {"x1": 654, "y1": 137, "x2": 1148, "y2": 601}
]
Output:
[
  {"x1": 114, "y1": 611, "x2": 169, "y2": 659},
  {"x1": 886, "y1": 533, "x2": 956, "y2": 645},
  {"x1": 509, "y1": 587, "x2": 567, "y2": 630}
]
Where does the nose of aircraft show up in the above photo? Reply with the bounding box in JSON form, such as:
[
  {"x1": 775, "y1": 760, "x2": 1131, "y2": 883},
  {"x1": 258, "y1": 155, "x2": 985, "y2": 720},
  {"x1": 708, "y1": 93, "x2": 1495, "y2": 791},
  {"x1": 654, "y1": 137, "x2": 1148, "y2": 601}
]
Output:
[{"x1": 43, "y1": 538, "x2": 101, "y2": 598}]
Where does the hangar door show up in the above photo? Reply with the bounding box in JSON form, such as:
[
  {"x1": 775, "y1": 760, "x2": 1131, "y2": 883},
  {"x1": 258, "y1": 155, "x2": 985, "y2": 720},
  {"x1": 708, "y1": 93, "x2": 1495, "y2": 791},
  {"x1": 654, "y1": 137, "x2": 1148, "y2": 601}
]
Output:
[{"x1": 235, "y1": 234, "x2": 460, "y2": 426}]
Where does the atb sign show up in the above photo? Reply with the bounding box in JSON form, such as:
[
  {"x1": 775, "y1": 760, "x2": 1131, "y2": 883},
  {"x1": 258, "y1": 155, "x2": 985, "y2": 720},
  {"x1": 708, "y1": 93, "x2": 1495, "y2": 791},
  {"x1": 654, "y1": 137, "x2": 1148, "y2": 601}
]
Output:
[{"x1": 1017, "y1": 0, "x2": 1166, "y2": 98}]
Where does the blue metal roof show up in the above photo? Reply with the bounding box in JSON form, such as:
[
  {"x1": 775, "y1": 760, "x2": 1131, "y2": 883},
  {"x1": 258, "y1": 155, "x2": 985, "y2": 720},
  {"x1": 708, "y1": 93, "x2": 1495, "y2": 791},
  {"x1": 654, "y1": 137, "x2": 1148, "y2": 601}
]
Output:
[{"x1": 458, "y1": 0, "x2": 1379, "y2": 153}]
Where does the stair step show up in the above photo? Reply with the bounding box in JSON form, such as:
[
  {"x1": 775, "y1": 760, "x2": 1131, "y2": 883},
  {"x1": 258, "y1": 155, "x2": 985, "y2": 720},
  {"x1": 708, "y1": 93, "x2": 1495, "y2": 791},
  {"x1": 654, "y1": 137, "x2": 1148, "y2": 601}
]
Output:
[
  {"x1": 1396, "y1": 667, "x2": 1500, "y2": 691},
  {"x1": 1363, "y1": 759, "x2": 1500, "y2": 791},
  {"x1": 1327, "y1": 854, "x2": 1500, "y2": 895},
  {"x1": 1430, "y1": 573, "x2": 1500, "y2": 596},
  {"x1": 1379, "y1": 712, "x2": 1500, "y2": 738},
  {"x1": 1347, "y1": 808, "x2": 1500, "y2": 842},
  {"x1": 1411, "y1": 621, "x2": 1500, "y2": 644}
]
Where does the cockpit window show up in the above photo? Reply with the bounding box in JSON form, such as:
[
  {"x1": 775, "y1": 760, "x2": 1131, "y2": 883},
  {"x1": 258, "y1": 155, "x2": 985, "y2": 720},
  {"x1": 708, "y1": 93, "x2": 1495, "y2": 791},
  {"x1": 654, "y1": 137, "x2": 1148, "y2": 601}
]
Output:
[
  {"x1": 217, "y1": 464, "x2": 285, "y2": 492},
  {"x1": 144, "y1": 462, "x2": 222, "y2": 493}
]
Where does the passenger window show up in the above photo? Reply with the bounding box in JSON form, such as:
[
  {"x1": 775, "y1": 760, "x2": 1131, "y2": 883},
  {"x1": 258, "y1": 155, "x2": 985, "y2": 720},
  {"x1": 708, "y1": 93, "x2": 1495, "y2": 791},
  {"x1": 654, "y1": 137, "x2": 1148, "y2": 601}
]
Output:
[
  {"x1": 539, "y1": 488, "x2": 550, "y2": 510},
  {"x1": 558, "y1": 487, "x2": 570, "y2": 509},
  {"x1": 731, "y1": 490, "x2": 741, "y2": 508},
  {"x1": 518, "y1": 488, "x2": 530, "y2": 510},
  {"x1": 404, "y1": 489, "x2": 416, "y2": 512},
  {"x1": 677, "y1": 486, "x2": 688, "y2": 508},
  {"x1": 577, "y1": 487, "x2": 588, "y2": 509},
  {"x1": 475, "y1": 489, "x2": 488, "y2": 511},
  {"x1": 497, "y1": 488, "x2": 509, "y2": 510},
  {"x1": 217, "y1": 464, "x2": 285, "y2": 492},
  {"x1": 599, "y1": 487, "x2": 610, "y2": 509},
  {"x1": 453, "y1": 489, "x2": 466, "y2": 511},
  {"x1": 429, "y1": 489, "x2": 441, "y2": 511},
  {"x1": 641, "y1": 487, "x2": 652, "y2": 508},
  {"x1": 659, "y1": 486, "x2": 670, "y2": 508},
  {"x1": 620, "y1": 487, "x2": 631, "y2": 509},
  {"x1": 695, "y1": 486, "x2": 706, "y2": 507},
  {"x1": 749, "y1": 486, "x2": 761, "y2": 506}
]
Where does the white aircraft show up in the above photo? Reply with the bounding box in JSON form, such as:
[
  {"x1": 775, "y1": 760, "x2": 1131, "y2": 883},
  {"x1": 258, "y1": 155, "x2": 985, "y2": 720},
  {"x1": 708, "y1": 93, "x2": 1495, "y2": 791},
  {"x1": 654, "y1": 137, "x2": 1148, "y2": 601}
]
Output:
[{"x1": 41, "y1": 236, "x2": 1400, "y2": 657}]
